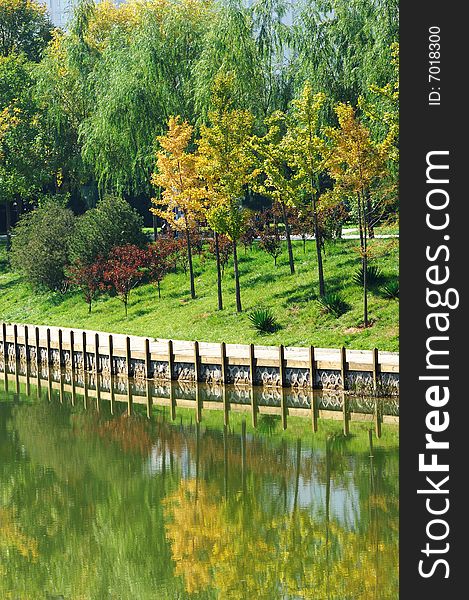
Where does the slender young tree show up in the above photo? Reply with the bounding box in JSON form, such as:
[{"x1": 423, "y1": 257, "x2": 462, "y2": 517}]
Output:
[
  {"x1": 196, "y1": 73, "x2": 254, "y2": 312},
  {"x1": 151, "y1": 116, "x2": 205, "y2": 300},
  {"x1": 324, "y1": 102, "x2": 394, "y2": 327},
  {"x1": 284, "y1": 82, "x2": 327, "y2": 296},
  {"x1": 249, "y1": 110, "x2": 297, "y2": 274}
]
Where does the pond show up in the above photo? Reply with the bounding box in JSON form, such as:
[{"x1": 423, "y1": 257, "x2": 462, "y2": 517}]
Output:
[{"x1": 0, "y1": 377, "x2": 399, "y2": 599}]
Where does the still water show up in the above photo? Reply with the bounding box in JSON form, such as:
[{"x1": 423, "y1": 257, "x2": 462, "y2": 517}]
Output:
[{"x1": 0, "y1": 382, "x2": 398, "y2": 599}]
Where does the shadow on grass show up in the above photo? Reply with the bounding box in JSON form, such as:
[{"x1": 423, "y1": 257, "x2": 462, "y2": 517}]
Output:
[{"x1": 273, "y1": 283, "x2": 317, "y2": 305}]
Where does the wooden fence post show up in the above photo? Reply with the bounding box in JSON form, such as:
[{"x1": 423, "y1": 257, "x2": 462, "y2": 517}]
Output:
[
  {"x1": 145, "y1": 338, "x2": 152, "y2": 379},
  {"x1": 108, "y1": 334, "x2": 114, "y2": 375},
  {"x1": 372, "y1": 347, "x2": 379, "y2": 392},
  {"x1": 167, "y1": 340, "x2": 174, "y2": 381},
  {"x1": 340, "y1": 346, "x2": 347, "y2": 391},
  {"x1": 70, "y1": 331, "x2": 75, "y2": 374},
  {"x1": 220, "y1": 342, "x2": 227, "y2": 384},
  {"x1": 82, "y1": 331, "x2": 87, "y2": 371},
  {"x1": 309, "y1": 345, "x2": 315, "y2": 389},
  {"x1": 35, "y1": 326, "x2": 40, "y2": 368},
  {"x1": 125, "y1": 336, "x2": 132, "y2": 378},
  {"x1": 58, "y1": 329, "x2": 63, "y2": 367},
  {"x1": 13, "y1": 324, "x2": 18, "y2": 361},
  {"x1": 194, "y1": 341, "x2": 200, "y2": 383},
  {"x1": 46, "y1": 328, "x2": 52, "y2": 366},
  {"x1": 94, "y1": 333, "x2": 100, "y2": 373},
  {"x1": 24, "y1": 325, "x2": 29, "y2": 362},
  {"x1": 249, "y1": 343, "x2": 255, "y2": 385},
  {"x1": 2, "y1": 323, "x2": 7, "y2": 361},
  {"x1": 279, "y1": 344, "x2": 285, "y2": 388}
]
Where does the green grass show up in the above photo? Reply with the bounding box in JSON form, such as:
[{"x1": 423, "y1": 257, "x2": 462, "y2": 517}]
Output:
[{"x1": 0, "y1": 238, "x2": 399, "y2": 351}]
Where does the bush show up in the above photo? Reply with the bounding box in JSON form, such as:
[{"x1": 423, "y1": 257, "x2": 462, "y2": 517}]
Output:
[
  {"x1": 248, "y1": 307, "x2": 277, "y2": 333},
  {"x1": 382, "y1": 280, "x2": 399, "y2": 299},
  {"x1": 316, "y1": 292, "x2": 349, "y2": 317},
  {"x1": 70, "y1": 196, "x2": 146, "y2": 265},
  {"x1": 352, "y1": 264, "x2": 383, "y2": 287},
  {"x1": 10, "y1": 200, "x2": 76, "y2": 290}
]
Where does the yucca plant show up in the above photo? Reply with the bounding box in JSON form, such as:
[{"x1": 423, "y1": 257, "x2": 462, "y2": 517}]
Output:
[
  {"x1": 316, "y1": 292, "x2": 348, "y2": 318},
  {"x1": 248, "y1": 307, "x2": 277, "y2": 333},
  {"x1": 352, "y1": 264, "x2": 383, "y2": 287},
  {"x1": 382, "y1": 280, "x2": 399, "y2": 299}
]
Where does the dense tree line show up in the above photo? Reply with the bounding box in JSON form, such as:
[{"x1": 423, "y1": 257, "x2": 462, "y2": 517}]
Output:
[{"x1": 1, "y1": 0, "x2": 399, "y2": 325}]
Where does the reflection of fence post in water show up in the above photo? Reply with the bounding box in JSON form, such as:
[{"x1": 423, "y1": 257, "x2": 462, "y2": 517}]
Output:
[
  {"x1": 127, "y1": 380, "x2": 132, "y2": 416},
  {"x1": 195, "y1": 421, "x2": 200, "y2": 499},
  {"x1": 109, "y1": 373, "x2": 115, "y2": 415},
  {"x1": 342, "y1": 392, "x2": 349, "y2": 435},
  {"x1": 59, "y1": 367, "x2": 64, "y2": 404},
  {"x1": 311, "y1": 389, "x2": 318, "y2": 433},
  {"x1": 280, "y1": 387, "x2": 287, "y2": 430},
  {"x1": 47, "y1": 363, "x2": 53, "y2": 403},
  {"x1": 96, "y1": 373, "x2": 101, "y2": 412},
  {"x1": 71, "y1": 370, "x2": 76, "y2": 406},
  {"x1": 146, "y1": 379, "x2": 152, "y2": 419},
  {"x1": 170, "y1": 381, "x2": 176, "y2": 421},
  {"x1": 293, "y1": 438, "x2": 301, "y2": 511},
  {"x1": 374, "y1": 398, "x2": 382, "y2": 439},
  {"x1": 241, "y1": 420, "x2": 247, "y2": 496},
  {"x1": 83, "y1": 370, "x2": 88, "y2": 409},
  {"x1": 325, "y1": 436, "x2": 331, "y2": 597},
  {"x1": 222, "y1": 385, "x2": 229, "y2": 427},
  {"x1": 195, "y1": 382, "x2": 202, "y2": 423},
  {"x1": 250, "y1": 384, "x2": 257, "y2": 428},
  {"x1": 223, "y1": 424, "x2": 228, "y2": 500}
]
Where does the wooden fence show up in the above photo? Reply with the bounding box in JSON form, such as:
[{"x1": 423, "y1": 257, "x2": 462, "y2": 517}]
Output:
[{"x1": 0, "y1": 322, "x2": 399, "y2": 393}]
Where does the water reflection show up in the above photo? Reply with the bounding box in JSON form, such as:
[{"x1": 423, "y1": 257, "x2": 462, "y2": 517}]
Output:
[
  {"x1": 0, "y1": 359, "x2": 399, "y2": 437},
  {"x1": 0, "y1": 377, "x2": 398, "y2": 599}
]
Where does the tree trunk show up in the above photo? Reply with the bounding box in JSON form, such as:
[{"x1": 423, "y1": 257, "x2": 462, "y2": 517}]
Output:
[
  {"x1": 366, "y1": 195, "x2": 375, "y2": 239},
  {"x1": 152, "y1": 214, "x2": 158, "y2": 241},
  {"x1": 312, "y1": 194, "x2": 325, "y2": 297},
  {"x1": 215, "y1": 232, "x2": 223, "y2": 310},
  {"x1": 280, "y1": 201, "x2": 295, "y2": 275},
  {"x1": 5, "y1": 200, "x2": 12, "y2": 251},
  {"x1": 157, "y1": 280, "x2": 161, "y2": 299},
  {"x1": 362, "y1": 193, "x2": 369, "y2": 327},
  {"x1": 232, "y1": 239, "x2": 242, "y2": 312},
  {"x1": 186, "y1": 228, "x2": 196, "y2": 299}
]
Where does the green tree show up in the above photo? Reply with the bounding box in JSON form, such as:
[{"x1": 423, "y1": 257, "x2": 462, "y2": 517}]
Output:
[
  {"x1": 10, "y1": 198, "x2": 76, "y2": 290},
  {"x1": 0, "y1": 0, "x2": 53, "y2": 61},
  {"x1": 284, "y1": 81, "x2": 327, "y2": 296},
  {"x1": 196, "y1": 74, "x2": 254, "y2": 312},
  {"x1": 69, "y1": 195, "x2": 146, "y2": 265}
]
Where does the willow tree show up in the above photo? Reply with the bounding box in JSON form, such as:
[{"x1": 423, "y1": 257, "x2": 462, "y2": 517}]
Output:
[
  {"x1": 196, "y1": 74, "x2": 254, "y2": 312},
  {"x1": 249, "y1": 110, "x2": 297, "y2": 274},
  {"x1": 324, "y1": 103, "x2": 394, "y2": 327},
  {"x1": 81, "y1": 0, "x2": 211, "y2": 196},
  {"x1": 151, "y1": 116, "x2": 205, "y2": 300},
  {"x1": 285, "y1": 82, "x2": 327, "y2": 296},
  {"x1": 291, "y1": 0, "x2": 399, "y2": 108}
]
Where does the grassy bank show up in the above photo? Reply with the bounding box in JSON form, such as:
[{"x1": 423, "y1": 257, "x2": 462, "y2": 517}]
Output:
[{"x1": 0, "y1": 237, "x2": 399, "y2": 351}]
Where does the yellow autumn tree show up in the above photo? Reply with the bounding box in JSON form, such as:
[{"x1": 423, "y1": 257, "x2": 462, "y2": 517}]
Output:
[
  {"x1": 284, "y1": 82, "x2": 327, "y2": 296},
  {"x1": 151, "y1": 115, "x2": 205, "y2": 299},
  {"x1": 249, "y1": 110, "x2": 298, "y2": 275},
  {"x1": 196, "y1": 72, "x2": 254, "y2": 312},
  {"x1": 324, "y1": 103, "x2": 393, "y2": 327}
]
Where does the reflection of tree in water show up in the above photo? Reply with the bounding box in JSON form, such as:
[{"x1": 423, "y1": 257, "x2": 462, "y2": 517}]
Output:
[{"x1": 1, "y1": 399, "x2": 398, "y2": 599}]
